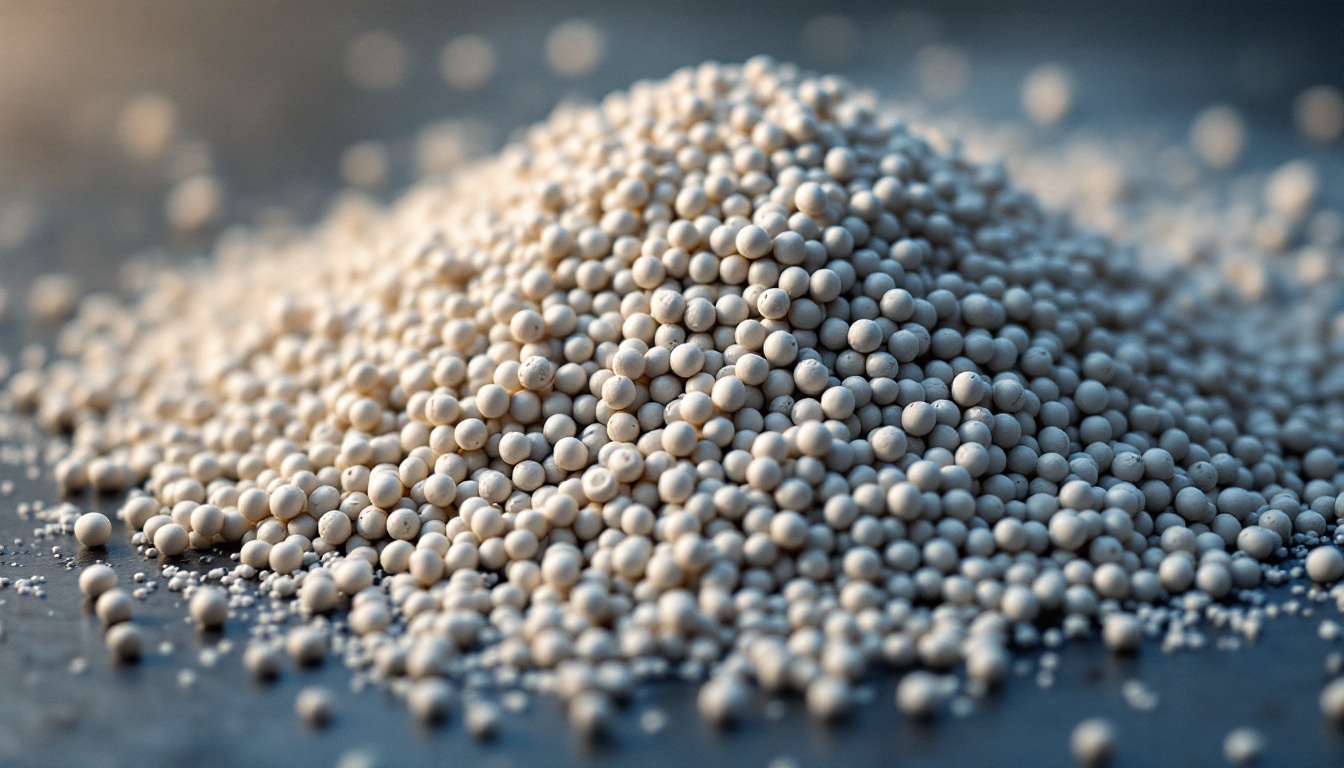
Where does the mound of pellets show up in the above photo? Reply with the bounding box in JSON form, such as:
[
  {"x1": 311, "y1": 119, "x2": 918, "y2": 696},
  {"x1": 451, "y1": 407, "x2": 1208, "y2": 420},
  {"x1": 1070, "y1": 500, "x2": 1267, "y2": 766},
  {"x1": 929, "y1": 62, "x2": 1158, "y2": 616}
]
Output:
[{"x1": 13, "y1": 57, "x2": 1344, "y2": 733}]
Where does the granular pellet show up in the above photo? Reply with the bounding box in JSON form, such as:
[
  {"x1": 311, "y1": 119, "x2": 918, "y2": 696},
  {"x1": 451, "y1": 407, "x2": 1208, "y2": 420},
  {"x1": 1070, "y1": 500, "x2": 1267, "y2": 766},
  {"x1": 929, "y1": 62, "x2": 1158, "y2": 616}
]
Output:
[{"x1": 12, "y1": 58, "x2": 1344, "y2": 743}]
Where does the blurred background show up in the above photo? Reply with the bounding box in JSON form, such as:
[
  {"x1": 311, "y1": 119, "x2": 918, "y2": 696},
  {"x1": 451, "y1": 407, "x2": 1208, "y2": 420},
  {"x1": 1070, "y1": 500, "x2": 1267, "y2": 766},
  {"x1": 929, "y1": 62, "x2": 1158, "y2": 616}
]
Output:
[
  {"x1": 0, "y1": 0, "x2": 1341, "y2": 323},
  {"x1": 1, "y1": 4, "x2": 1344, "y2": 765}
]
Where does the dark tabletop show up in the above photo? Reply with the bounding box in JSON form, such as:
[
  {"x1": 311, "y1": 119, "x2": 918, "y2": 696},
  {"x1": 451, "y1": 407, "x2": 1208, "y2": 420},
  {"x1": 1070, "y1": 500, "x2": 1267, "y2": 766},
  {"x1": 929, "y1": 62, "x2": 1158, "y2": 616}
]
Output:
[{"x1": 0, "y1": 2, "x2": 1343, "y2": 766}]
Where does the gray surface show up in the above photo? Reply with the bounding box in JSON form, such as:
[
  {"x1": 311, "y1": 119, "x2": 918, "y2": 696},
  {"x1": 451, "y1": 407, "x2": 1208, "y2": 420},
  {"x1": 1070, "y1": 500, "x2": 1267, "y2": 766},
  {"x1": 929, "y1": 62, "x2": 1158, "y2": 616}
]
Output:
[
  {"x1": 3, "y1": 471, "x2": 1344, "y2": 768},
  {"x1": 1, "y1": 2, "x2": 1344, "y2": 766}
]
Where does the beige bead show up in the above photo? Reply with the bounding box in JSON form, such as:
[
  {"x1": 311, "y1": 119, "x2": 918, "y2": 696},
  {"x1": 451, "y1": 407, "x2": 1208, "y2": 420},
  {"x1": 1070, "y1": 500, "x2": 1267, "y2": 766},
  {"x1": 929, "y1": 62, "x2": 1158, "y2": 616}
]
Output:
[{"x1": 75, "y1": 513, "x2": 112, "y2": 548}]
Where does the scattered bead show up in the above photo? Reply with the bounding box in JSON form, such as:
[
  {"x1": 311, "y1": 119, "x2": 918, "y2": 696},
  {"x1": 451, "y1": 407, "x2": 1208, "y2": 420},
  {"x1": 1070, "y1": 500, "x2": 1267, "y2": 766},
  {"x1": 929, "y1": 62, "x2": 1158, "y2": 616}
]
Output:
[
  {"x1": 296, "y1": 686, "x2": 335, "y2": 727},
  {"x1": 1222, "y1": 727, "x2": 1265, "y2": 766},
  {"x1": 189, "y1": 587, "x2": 228, "y2": 628},
  {"x1": 18, "y1": 55, "x2": 1344, "y2": 741},
  {"x1": 1070, "y1": 718, "x2": 1116, "y2": 767},
  {"x1": 105, "y1": 623, "x2": 143, "y2": 662},
  {"x1": 74, "y1": 513, "x2": 112, "y2": 548},
  {"x1": 78, "y1": 564, "x2": 117, "y2": 599}
]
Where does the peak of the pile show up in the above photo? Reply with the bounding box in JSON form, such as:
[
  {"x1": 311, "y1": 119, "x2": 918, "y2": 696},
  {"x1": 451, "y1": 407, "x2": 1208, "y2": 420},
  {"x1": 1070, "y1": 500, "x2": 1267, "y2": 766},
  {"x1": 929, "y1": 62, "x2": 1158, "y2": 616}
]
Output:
[{"x1": 10, "y1": 57, "x2": 1344, "y2": 735}]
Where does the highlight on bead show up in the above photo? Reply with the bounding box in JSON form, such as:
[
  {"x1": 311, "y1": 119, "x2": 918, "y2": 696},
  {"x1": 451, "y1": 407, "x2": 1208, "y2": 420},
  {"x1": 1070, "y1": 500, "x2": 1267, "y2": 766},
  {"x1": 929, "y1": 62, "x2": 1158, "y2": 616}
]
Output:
[{"x1": 17, "y1": 57, "x2": 1344, "y2": 744}]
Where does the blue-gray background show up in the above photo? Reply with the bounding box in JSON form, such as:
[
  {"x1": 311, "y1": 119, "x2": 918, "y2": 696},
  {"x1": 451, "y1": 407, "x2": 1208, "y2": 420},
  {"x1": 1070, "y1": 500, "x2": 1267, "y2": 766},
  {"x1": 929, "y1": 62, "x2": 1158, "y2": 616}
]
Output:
[{"x1": 0, "y1": 2, "x2": 1342, "y2": 766}]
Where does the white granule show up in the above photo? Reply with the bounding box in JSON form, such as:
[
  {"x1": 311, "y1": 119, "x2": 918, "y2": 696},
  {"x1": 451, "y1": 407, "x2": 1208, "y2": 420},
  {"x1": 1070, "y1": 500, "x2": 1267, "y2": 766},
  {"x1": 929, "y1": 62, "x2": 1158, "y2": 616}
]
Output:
[
  {"x1": 440, "y1": 34, "x2": 497, "y2": 93},
  {"x1": 1020, "y1": 63, "x2": 1073, "y2": 128},
  {"x1": 544, "y1": 20, "x2": 604, "y2": 79},
  {"x1": 17, "y1": 57, "x2": 1344, "y2": 742},
  {"x1": 1189, "y1": 105, "x2": 1245, "y2": 170},
  {"x1": 116, "y1": 92, "x2": 178, "y2": 162},
  {"x1": 1294, "y1": 85, "x2": 1344, "y2": 146},
  {"x1": 342, "y1": 142, "x2": 391, "y2": 191}
]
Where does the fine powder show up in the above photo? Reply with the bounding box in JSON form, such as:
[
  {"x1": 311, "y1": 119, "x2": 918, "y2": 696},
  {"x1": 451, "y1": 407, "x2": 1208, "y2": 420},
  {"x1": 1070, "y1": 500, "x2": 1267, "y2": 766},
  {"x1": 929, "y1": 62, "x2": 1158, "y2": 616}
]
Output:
[{"x1": 14, "y1": 57, "x2": 1344, "y2": 733}]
